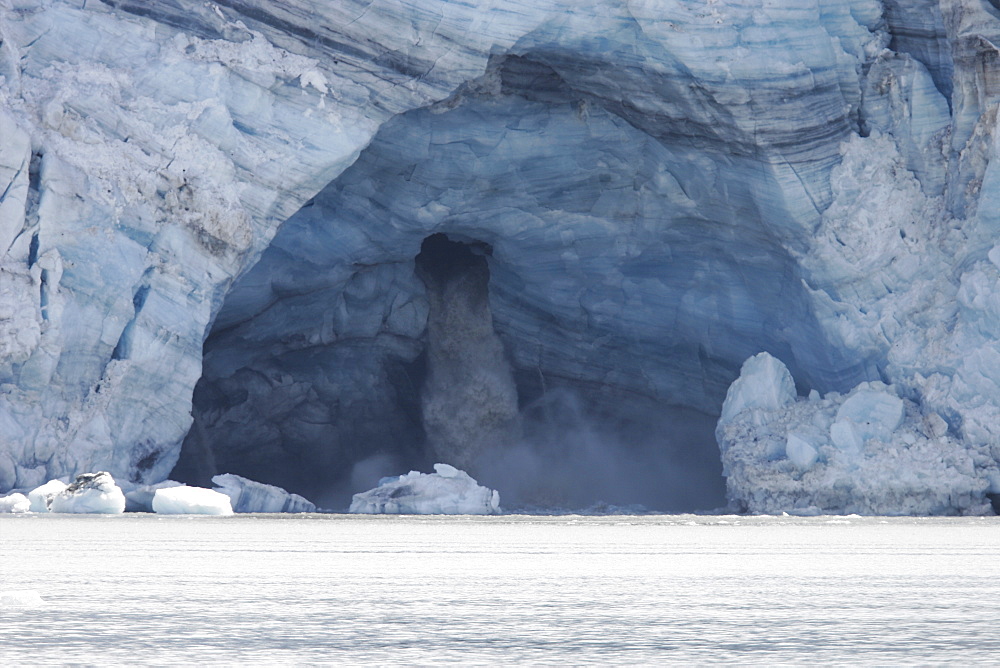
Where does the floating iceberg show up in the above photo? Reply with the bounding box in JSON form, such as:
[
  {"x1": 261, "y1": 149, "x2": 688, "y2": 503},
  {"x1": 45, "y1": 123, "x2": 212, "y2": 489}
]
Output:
[
  {"x1": 0, "y1": 590, "x2": 44, "y2": 608},
  {"x1": 0, "y1": 492, "x2": 29, "y2": 514},
  {"x1": 717, "y1": 354, "x2": 996, "y2": 515},
  {"x1": 27, "y1": 480, "x2": 68, "y2": 513},
  {"x1": 350, "y1": 464, "x2": 501, "y2": 515},
  {"x1": 124, "y1": 480, "x2": 184, "y2": 512},
  {"x1": 211, "y1": 474, "x2": 316, "y2": 513},
  {"x1": 152, "y1": 486, "x2": 234, "y2": 515},
  {"x1": 49, "y1": 472, "x2": 126, "y2": 514}
]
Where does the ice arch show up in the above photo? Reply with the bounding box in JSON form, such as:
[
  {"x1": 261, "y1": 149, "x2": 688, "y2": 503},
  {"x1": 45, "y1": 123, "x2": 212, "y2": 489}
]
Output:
[{"x1": 176, "y1": 64, "x2": 876, "y2": 510}]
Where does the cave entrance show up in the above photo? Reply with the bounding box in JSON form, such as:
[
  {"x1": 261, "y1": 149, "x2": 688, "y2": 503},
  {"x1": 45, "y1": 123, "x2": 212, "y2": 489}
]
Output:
[{"x1": 175, "y1": 66, "x2": 872, "y2": 512}]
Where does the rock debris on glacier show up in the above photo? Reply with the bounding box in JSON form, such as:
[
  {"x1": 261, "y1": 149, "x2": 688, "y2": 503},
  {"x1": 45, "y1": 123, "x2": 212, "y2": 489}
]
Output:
[{"x1": 48, "y1": 472, "x2": 126, "y2": 514}]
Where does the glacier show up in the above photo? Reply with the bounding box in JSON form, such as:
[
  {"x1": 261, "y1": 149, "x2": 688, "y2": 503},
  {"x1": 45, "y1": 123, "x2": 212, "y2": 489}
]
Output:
[{"x1": 3, "y1": 0, "x2": 1000, "y2": 514}]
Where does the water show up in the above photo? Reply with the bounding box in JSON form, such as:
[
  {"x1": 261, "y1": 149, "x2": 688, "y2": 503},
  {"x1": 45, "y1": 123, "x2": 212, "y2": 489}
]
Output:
[{"x1": 2, "y1": 514, "x2": 1000, "y2": 664}]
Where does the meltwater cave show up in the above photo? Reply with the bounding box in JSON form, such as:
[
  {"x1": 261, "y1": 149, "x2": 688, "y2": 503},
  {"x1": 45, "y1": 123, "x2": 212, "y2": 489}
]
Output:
[
  {"x1": 173, "y1": 79, "x2": 872, "y2": 510},
  {"x1": 5, "y1": 0, "x2": 1000, "y2": 513}
]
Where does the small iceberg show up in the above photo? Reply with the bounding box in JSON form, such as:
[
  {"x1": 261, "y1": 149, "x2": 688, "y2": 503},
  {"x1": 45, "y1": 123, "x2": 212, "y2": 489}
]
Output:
[
  {"x1": 0, "y1": 492, "x2": 30, "y2": 514},
  {"x1": 0, "y1": 590, "x2": 44, "y2": 608},
  {"x1": 50, "y1": 472, "x2": 125, "y2": 514},
  {"x1": 152, "y1": 485, "x2": 234, "y2": 515},
  {"x1": 212, "y1": 473, "x2": 316, "y2": 513},
  {"x1": 350, "y1": 463, "x2": 501, "y2": 515}
]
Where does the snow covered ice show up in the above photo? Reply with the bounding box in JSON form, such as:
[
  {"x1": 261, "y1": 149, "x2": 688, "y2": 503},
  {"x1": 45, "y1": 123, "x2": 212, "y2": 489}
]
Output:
[
  {"x1": 350, "y1": 464, "x2": 501, "y2": 515},
  {"x1": 49, "y1": 473, "x2": 126, "y2": 515},
  {"x1": 152, "y1": 486, "x2": 234, "y2": 515}
]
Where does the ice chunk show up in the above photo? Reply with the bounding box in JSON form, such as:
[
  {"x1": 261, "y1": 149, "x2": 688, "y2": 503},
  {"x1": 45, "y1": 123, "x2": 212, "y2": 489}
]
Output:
[
  {"x1": 719, "y1": 353, "x2": 796, "y2": 426},
  {"x1": 830, "y1": 420, "x2": 863, "y2": 452},
  {"x1": 836, "y1": 389, "x2": 904, "y2": 443},
  {"x1": 124, "y1": 480, "x2": 184, "y2": 512},
  {"x1": 152, "y1": 486, "x2": 234, "y2": 515},
  {"x1": 349, "y1": 463, "x2": 501, "y2": 515},
  {"x1": 0, "y1": 590, "x2": 44, "y2": 608},
  {"x1": 27, "y1": 480, "x2": 69, "y2": 513},
  {"x1": 785, "y1": 433, "x2": 819, "y2": 470},
  {"x1": 0, "y1": 492, "x2": 30, "y2": 513},
  {"x1": 50, "y1": 472, "x2": 126, "y2": 514},
  {"x1": 211, "y1": 473, "x2": 316, "y2": 513},
  {"x1": 925, "y1": 412, "x2": 949, "y2": 438}
]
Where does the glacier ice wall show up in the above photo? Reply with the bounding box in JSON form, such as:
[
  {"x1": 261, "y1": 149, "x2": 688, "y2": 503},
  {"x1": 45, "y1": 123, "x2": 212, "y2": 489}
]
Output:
[{"x1": 3, "y1": 0, "x2": 1000, "y2": 512}]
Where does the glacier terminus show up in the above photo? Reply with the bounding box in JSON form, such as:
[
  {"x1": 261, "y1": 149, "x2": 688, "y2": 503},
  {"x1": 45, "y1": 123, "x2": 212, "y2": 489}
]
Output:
[{"x1": 2, "y1": 0, "x2": 1000, "y2": 514}]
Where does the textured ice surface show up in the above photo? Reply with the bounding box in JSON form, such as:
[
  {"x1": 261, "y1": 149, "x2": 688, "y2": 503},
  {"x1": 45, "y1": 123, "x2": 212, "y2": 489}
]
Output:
[
  {"x1": 3, "y1": 0, "x2": 1000, "y2": 514},
  {"x1": 718, "y1": 354, "x2": 797, "y2": 427},
  {"x1": 0, "y1": 492, "x2": 30, "y2": 513},
  {"x1": 49, "y1": 472, "x2": 126, "y2": 514},
  {"x1": 27, "y1": 479, "x2": 68, "y2": 513},
  {"x1": 350, "y1": 464, "x2": 501, "y2": 515},
  {"x1": 152, "y1": 485, "x2": 234, "y2": 515},
  {"x1": 718, "y1": 355, "x2": 996, "y2": 515},
  {"x1": 211, "y1": 474, "x2": 315, "y2": 513}
]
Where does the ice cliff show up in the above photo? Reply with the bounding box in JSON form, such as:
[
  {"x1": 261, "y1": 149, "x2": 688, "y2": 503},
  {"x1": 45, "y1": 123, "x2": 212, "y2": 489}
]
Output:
[{"x1": 3, "y1": 0, "x2": 1000, "y2": 513}]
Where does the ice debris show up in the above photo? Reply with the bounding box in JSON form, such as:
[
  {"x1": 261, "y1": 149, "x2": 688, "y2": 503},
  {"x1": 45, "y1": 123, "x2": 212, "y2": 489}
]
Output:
[
  {"x1": 27, "y1": 480, "x2": 68, "y2": 512},
  {"x1": 350, "y1": 463, "x2": 501, "y2": 515},
  {"x1": 152, "y1": 486, "x2": 234, "y2": 515},
  {"x1": 716, "y1": 354, "x2": 996, "y2": 515},
  {"x1": 50, "y1": 472, "x2": 126, "y2": 514},
  {"x1": 0, "y1": 492, "x2": 29, "y2": 513},
  {"x1": 211, "y1": 473, "x2": 316, "y2": 513}
]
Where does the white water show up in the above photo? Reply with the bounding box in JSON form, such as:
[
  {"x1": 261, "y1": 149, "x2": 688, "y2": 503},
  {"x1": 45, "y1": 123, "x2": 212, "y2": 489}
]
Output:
[{"x1": 2, "y1": 514, "x2": 999, "y2": 664}]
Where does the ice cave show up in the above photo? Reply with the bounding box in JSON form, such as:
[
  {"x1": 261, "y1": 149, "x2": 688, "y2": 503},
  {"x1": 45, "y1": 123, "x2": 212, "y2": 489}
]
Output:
[{"x1": 3, "y1": 0, "x2": 1000, "y2": 514}]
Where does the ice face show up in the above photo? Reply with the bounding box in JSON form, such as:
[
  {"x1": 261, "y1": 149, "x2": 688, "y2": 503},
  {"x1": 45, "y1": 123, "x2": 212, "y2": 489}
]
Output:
[
  {"x1": 349, "y1": 464, "x2": 501, "y2": 515},
  {"x1": 152, "y1": 486, "x2": 234, "y2": 515},
  {"x1": 2, "y1": 0, "x2": 1000, "y2": 514}
]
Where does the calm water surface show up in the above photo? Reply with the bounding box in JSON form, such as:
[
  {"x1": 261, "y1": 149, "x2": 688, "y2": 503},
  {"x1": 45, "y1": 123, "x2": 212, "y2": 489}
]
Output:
[{"x1": 2, "y1": 514, "x2": 999, "y2": 664}]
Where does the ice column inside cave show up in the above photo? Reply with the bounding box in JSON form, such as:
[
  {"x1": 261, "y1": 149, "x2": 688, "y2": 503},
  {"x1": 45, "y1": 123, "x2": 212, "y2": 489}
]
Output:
[{"x1": 414, "y1": 234, "x2": 520, "y2": 471}]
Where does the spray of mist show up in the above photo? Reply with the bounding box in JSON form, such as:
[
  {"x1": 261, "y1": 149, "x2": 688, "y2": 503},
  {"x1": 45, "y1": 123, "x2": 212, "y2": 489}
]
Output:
[{"x1": 470, "y1": 387, "x2": 726, "y2": 512}]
